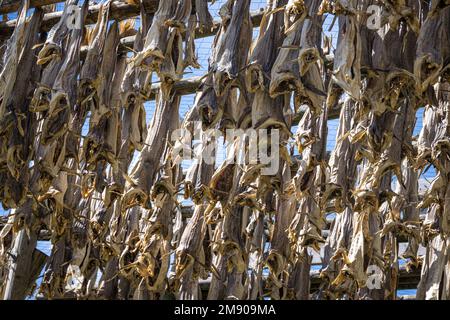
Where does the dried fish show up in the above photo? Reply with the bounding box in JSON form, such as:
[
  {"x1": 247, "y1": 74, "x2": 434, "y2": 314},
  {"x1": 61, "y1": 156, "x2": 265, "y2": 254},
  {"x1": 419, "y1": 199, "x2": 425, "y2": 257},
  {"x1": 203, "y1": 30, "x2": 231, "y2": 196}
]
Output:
[
  {"x1": 0, "y1": 0, "x2": 449, "y2": 301},
  {"x1": 123, "y1": 92, "x2": 181, "y2": 209}
]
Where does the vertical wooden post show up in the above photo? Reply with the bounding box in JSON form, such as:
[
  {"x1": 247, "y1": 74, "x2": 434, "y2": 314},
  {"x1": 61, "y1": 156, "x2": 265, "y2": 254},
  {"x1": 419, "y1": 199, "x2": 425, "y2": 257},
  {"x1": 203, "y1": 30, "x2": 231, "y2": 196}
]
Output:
[{"x1": 3, "y1": 228, "x2": 40, "y2": 299}]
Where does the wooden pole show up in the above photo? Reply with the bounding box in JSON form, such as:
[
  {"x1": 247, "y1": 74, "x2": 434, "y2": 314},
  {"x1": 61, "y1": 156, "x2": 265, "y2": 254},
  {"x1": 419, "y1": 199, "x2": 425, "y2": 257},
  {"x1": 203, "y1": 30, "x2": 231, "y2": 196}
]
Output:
[{"x1": 2, "y1": 227, "x2": 44, "y2": 299}]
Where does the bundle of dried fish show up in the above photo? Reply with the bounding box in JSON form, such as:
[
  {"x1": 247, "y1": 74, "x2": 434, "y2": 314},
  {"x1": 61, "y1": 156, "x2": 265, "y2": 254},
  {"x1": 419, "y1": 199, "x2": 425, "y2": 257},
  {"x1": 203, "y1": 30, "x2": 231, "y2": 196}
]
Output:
[
  {"x1": 122, "y1": 92, "x2": 180, "y2": 209},
  {"x1": 195, "y1": 0, "x2": 252, "y2": 130},
  {"x1": 31, "y1": 2, "x2": 88, "y2": 197},
  {"x1": 37, "y1": 0, "x2": 79, "y2": 66},
  {"x1": 382, "y1": 0, "x2": 420, "y2": 33},
  {"x1": 266, "y1": 162, "x2": 297, "y2": 299},
  {"x1": 0, "y1": 0, "x2": 29, "y2": 120},
  {"x1": 415, "y1": 6, "x2": 450, "y2": 93},
  {"x1": 120, "y1": 30, "x2": 148, "y2": 153},
  {"x1": 133, "y1": 0, "x2": 187, "y2": 69},
  {"x1": 38, "y1": 159, "x2": 80, "y2": 299},
  {"x1": 211, "y1": 0, "x2": 252, "y2": 96},
  {"x1": 2, "y1": 4, "x2": 43, "y2": 208},
  {"x1": 30, "y1": 3, "x2": 68, "y2": 114},
  {"x1": 78, "y1": 0, "x2": 111, "y2": 109},
  {"x1": 195, "y1": 0, "x2": 214, "y2": 32},
  {"x1": 131, "y1": 150, "x2": 180, "y2": 299},
  {"x1": 82, "y1": 21, "x2": 120, "y2": 169},
  {"x1": 322, "y1": 98, "x2": 358, "y2": 214},
  {"x1": 288, "y1": 106, "x2": 328, "y2": 252},
  {"x1": 174, "y1": 121, "x2": 216, "y2": 298},
  {"x1": 246, "y1": 0, "x2": 288, "y2": 93},
  {"x1": 322, "y1": 0, "x2": 362, "y2": 100},
  {"x1": 269, "y1": 4, "x2": 305, "y2": 97},
  {"x1": 206, "y1": 150, "x2": 247, "y2": 299},
  {"x1": 132, "y1": 0, "x2": 197, "y2": 98},
  {"x1": 0, "y1": 0, "x2": 449, "y2": 301}
]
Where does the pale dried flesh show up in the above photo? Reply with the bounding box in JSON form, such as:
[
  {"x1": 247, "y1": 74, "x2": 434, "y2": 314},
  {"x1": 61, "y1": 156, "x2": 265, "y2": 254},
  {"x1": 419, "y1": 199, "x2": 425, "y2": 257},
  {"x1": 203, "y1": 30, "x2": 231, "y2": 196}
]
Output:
[{"x1": 0, "y1": 0, "x2": 449, "y2": 301}]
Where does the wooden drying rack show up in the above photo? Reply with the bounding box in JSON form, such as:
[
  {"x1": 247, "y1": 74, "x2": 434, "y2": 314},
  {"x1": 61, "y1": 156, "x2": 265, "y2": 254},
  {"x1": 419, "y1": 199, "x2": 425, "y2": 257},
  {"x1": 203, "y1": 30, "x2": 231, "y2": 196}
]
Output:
[{"x1": 0, "y1": 0, "x2": 423, "y2": 298}]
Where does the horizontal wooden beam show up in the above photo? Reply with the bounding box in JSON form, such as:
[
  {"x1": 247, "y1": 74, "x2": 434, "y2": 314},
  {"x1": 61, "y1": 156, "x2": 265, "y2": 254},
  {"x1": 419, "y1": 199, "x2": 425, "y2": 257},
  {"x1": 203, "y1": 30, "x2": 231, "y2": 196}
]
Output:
[
  {"x1": 198, "y1": 266, "x2": 422, "y2": 296},
  {"x1": 116, "y1": 9, "x2": 264, "y2": 51},
  {"x1": 0, "y1": 1, "x2": 260, "y2": 38},
  {"x1": 0, "y1": 0, "x2": 61, "y2": 14},
  {"x1": 0, "y1": 0, "x2": 223, "y2": 15},
  {"x1": 35, "y1": 228, "x2": 413, "y2": 244},
  {"x1": 0, "y1": 1, "x2": 145, "y2": 37},
  {"x1": 144, "y1": 75, "x2": 341, "y2": 121},
  {"x1": 0, "y1": 4, "x2": 273, "y2": 106},
  {"x1": 34, "y1": 267, "x2": 422, "y2": 299},
  {"x1": 313, "y1": 267, "x2": 421, "y2": 292},
  {"x1": 34, "y1": 213, "x2": 422, "y2": 244},
  {"x1": 79, "y1": 10, "x2": 264, "y2": 56},
  {"x1": 32, "y1": 263, "x2": 420, "y2": 299},
  {"x1": 148, "y1": 75, "x2": 204, "y2": 99}
]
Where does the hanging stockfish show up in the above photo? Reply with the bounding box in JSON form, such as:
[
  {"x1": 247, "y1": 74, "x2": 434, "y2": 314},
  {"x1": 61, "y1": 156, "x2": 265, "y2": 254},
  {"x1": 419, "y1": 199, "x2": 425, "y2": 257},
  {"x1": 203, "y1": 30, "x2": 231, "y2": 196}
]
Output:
[
  {"x1": 325, "y1": 0, "x2": 421, "y2": 299},
  {"x1": 319, "y1": 0, "x2": 361, "y2": 100},
  {"x1": 248, "y1": 0, "x2": 289, "y2": 133},
  {"x1": 82, "y1": 21, "x2": 120, "y2": 171},
  {"x1": 416, "y1": 81, "x2": 450, "y2": 300},
  {"x1": 76, "y1": 0, "x2": 112, "y2": 199},
  {"x1": 31, "y1": 0, "x2": 78, "y2": 113},
  {"x1": 132, "y1": 146, "x2": 181, "y2": 299},
  {"x1": 0, "y1": 0, "x2": 29, "y2": 120},
  {"x1": 2, "y1": 5, "x2": 43, "y2": 209},
  {"x1": 0, "y1": 4, "x2": 45, "y2": 300},
  {"x1": 63, "y1": 1, "x2": 93, "y2": 161},
  {"x1": 37, "y1": 0, "x2": 79, "y2": 65},
  {"x1": 279, "y1": 0, "x2": 326, "y2": 300},
  {"x1": 320, "y1": 98, "x2": 358, "y2": 298},
  {"x1": 206, "y1": 91, "x2": 255, "y2": 300},
  {"x1": 242, "y1": 0, "x2": 292, "y2": 298},
  {"x1": 132, "y1": 0, "x2": 193, "y2": 99},
  {"x1": 122, "y1": 92, "x2": 181, "y2": 209},
  {"x1": 195, "y1": 0, "x2": 252, "y2": 130},
  {"x1": 32, "y1": 2, "x2": 88, "y2": 198},
  {"x1": 243, "y1": 0, "x2": 290, "y2": 299},
  {"x1": 116, "y1": 90, "x2": 180, "y2": 299},
  {"x1": 174, "y1": 117, "x2": 215, "y2": 299},
  {"x1": 100, "y1": 22, "x2": 150, "y2": 300},
  {"x1": 78, "y1": 0, "x2": 111, "y2": 115},
  {"x1": 195, "y1": 0, "x2": 214, "y2": 32},
  {"x1": 0, "y1": 0, "x2": 31, "y2": 208},
  {"x1": 0, "y1": 0, "x2": 450, "y2": 302},
  {"x1": 120, "y1": 30, "x2": 148, "y2": 154},
  {"x1": 269, "y1": 0, "x2": 308, "y2": 98},
  {"x1": 287, "y1": 106, "x2": 327, "y2": 299},
  {"x1": 415, "y1": 6, "x2": 450, "y2": 93},
  {"x1": 66, "y1": 49, "x2": 129, "y2": 301},
  {"x1": 35, "y1": 1, "x2": 89, "y2": 299}
]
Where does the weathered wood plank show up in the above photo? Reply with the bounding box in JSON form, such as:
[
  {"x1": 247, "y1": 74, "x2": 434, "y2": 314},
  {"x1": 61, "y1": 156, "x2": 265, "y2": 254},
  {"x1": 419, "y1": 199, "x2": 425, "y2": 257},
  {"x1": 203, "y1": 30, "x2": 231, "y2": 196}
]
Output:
[
  {"x1": 0, "y1": 0, "x2": 161, "y2": 15},
  {"x1": 2, "y1": 228, "x2": 39, "y2": 299},
  {"x1": 78, "y1": 10, "x2": 265, "y2": 60},
  {"x1": 0, "y1": 1, "x2": 141, "y2": 37},
  {"x1": 148, "y1": 76, "x2": 204, "y2": 100},
  {"x1": 198, "y1": 267, "x2": 422, "y2": 297},
  {"x1": 0, "y1": 0, "x2": 60, "y2": 14},
  {"x1": 0, "y1": 0, "x2": 227, "y2": 36},
  {"x1": 116, "y1": 9, "x2": 264, "y2": 50},
  {"x1": 145, "y1": 75, "x2": 340, "y2": 122}
]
